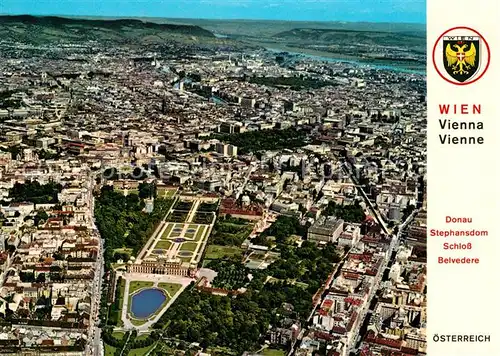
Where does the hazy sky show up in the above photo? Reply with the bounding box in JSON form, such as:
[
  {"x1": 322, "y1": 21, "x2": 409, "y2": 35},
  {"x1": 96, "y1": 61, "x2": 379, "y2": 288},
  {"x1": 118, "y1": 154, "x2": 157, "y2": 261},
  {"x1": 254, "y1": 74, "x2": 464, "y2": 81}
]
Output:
[{"x1": 1, "y1": 0, "x2": 426, "y2": 23}]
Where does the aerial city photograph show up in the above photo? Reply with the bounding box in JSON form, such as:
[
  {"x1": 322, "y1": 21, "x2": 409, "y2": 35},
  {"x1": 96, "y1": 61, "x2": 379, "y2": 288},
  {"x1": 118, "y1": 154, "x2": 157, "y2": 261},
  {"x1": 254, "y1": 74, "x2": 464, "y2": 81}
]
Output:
[{"x1": 0, "y1": 0, "x2": 427, "y2": 355}]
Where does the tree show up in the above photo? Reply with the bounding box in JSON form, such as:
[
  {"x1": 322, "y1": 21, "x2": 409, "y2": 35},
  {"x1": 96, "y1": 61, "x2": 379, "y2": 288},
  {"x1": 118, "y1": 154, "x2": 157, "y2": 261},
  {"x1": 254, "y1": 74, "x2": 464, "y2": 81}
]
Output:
[
  {"x1": 402, "y1": 204, "x2": 416, "y2": 220},
  {"x1": 138, "y1": 182, "x2": 156, "y2": 199},
  {"x1": 323, "y1": 200, "x2": 365, "y2": 223},
  {"x1": 9, "y1": 180, "x2": 62, "y2": 204},
  {"x1": 20, "y1": 272, "x2": 35, "y2": 282},
  {"x1": 260, "y1": 215, "x2": 305, "y2": 243},
  {"x1": 34, "y1": 210, "x2": 49, "y2": 226},
  {"x1": 53, "y1": 252, "x2": 65, "y2": 260},
  {"x1": 94, "y1": 187, "x2": 174, "y2": 269},
  {"x1": 50, "y1": 265, "x2": 62, "y2": 272},
  {"x1": 215, "y1": 127, "x2": 309, "y2": 154},
  {"x1": 131, "y1": 167, "x2": 147, "y2": 180},
  {"x1": 6, "y1": 244, "x2": 16, "y2": 254}
]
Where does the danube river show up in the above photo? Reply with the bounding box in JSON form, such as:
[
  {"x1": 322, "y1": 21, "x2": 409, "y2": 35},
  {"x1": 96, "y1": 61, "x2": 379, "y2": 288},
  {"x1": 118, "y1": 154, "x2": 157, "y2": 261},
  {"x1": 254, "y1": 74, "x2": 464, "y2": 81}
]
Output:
[{"x1": 265, "y1": 47, "x2": 425, "y2": 75}]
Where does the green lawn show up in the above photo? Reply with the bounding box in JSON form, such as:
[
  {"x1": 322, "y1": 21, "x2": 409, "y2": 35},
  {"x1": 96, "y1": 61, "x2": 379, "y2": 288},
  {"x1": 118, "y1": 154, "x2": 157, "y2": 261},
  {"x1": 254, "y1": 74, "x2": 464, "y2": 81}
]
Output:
[
  {"x1": 194, "y1": 226, "x2": 207, "y2": 241},
  {"x1": 181, "y1": 242, "x2": 199, "y2": 252},
  {"x1": 119, "y1": 188, "x2": 138, "y2": 196},
  {"x1": 154, "y1": 240, "x2": 172, "y2": 249},
  {"x1": 130, "y1": 318, "x2": 148, "y2": 326},
  {"x1": 205, "y1": 245, "x2": 243, "y2": 259},
  {"x1": 161, "y1": 223, "x2": 174, "y2": 239},
  {"x1": 113, "y1": 247, "x2": 133, "y2": 255},
  {"x1": 129, "y1": 344, "x2": 156, "y2": 356},
  {"x1": 168, "y1": 224, "x2": 184, "y2": 237},
  {"x1": 167, "y1": 211, "x2": 189, "y2": 223},
  {"x1": 179, "y1": 256, "x2": 192, "y2": 263},
  {"x1": 294, "y1": 281, "x2": 309, "y2": 289},
  {"x1": 111, "y1": 263, "x2": 127, "y2": 270},
  {"x1": 158, "y1": 187, "x2": 177, "y2": 198},
  {"x1": 104, "y1": 343, "x2": 117, "y2": 356},
  {"x1": 209, "y1": 220, "x2": 254, "y2": 246},
  {"x1": 166, "y1": 190, "x2": 177, "y2": 198},
  {"x1": 117, "y1": 277, "x2": 126, "y2": 297},
  {"x1": 206, "y1": 346, "x2": 236, "y2": 355},
  {"x1": 129, "y1": 281, "x2": 154, "y2": 295},
  {"x1": 136, "y1": 334, "x2": 151, "y2": 341},
  {"x1": 112, "y1": 331, "x2": 125, "y2": 340},
  {"x1": 263, "y1": 349, "x2": 286, "y2": 356},
  {"x1": 158, "y1": 282, "x2": 182, "y2": 297},
  {"x1": 114, "y1": 278, "x2": 126, "y2": 327}
]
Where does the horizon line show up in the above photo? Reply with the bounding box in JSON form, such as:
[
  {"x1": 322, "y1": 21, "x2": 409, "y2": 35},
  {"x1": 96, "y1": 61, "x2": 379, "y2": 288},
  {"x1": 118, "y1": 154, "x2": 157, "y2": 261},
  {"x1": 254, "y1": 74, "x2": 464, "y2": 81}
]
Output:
[{"x1": 0, "y1": 13, "x2": 427, "y2": 26}]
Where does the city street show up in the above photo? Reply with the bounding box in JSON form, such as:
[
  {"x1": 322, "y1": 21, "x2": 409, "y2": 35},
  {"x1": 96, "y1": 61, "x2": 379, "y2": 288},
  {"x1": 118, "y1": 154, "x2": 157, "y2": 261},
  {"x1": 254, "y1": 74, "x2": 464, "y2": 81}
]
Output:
[{"x1": 88, "y1": 178, "x2": 105, "y2": 356}]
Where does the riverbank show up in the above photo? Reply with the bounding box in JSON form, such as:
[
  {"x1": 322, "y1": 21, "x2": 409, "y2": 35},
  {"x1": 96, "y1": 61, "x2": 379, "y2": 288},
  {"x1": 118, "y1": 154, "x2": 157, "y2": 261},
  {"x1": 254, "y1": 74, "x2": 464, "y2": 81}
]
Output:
[{"x1": 264, "y1": 46, "x2": 425, "y2": 75}]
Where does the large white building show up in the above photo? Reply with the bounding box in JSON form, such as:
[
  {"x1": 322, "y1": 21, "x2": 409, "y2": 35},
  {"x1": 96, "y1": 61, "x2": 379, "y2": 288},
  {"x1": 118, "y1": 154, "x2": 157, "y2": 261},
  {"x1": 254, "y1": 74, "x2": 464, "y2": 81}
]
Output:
[
  {"x1": 307, "y1": 216, "x2": 344, "y2": 243},
  {"x1": 216, "y1": 143, "x2": 238, "y2": 157}
]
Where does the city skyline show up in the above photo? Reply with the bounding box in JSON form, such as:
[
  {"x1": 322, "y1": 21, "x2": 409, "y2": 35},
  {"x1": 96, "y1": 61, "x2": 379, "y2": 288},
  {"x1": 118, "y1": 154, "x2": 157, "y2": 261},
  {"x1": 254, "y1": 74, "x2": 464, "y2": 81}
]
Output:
[{"x1": 1, "y1": 0, "x2": 426, "y2": 23}]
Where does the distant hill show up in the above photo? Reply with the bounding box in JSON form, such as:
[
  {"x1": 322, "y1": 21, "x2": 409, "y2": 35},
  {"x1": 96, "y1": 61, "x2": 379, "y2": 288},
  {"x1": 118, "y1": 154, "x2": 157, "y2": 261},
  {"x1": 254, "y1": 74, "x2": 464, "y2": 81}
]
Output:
[
  {"x1": 0, "y1": 15, "x2": 214, "y2": 44},
  {"x1": 154, "y1": 18, "x2": 425, "y2": 38},
  {"x1": 273, "y1": 28, "x2": 425, "y2": 48}
]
